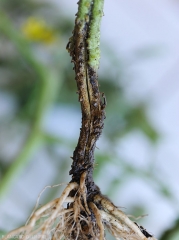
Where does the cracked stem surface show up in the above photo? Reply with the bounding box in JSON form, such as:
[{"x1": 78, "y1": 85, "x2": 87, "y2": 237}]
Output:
[{"x1": 67, "y1": 0, "x2": 105, "y2": 193}]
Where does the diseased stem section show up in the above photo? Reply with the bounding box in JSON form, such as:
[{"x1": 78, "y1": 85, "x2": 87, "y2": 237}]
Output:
[
  {"x1": 67, "y1": 0, "x2": 105, "y2": 197},
  {"x1": 1, "y1": 1, "x2": 158, "y2": 240}
]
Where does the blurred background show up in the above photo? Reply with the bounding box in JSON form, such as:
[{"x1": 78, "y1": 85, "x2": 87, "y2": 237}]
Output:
[{"x1": 0, "y1": 0, "x2": 179, "y2": 239}]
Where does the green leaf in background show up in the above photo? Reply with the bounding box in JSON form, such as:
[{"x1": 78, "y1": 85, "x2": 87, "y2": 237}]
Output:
[
  {"x1": 160, "y1": 219, "x2": 179, "y2": 240},
  {"x1": 0, "y1": 230, "x2": 6, "y2": 240}
]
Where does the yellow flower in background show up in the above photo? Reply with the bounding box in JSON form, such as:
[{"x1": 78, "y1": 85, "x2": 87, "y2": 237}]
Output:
[{"x1": 22, "y1": 17, "x2": 56, "y2": 44}]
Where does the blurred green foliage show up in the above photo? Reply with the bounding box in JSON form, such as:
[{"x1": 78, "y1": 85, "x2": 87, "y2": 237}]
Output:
[
  {"x1": 0, "y1": 0, "x2": 177, "y2": 239},
  {"x1": 160, "y1": 219, "x2": 179, "y2": 240}
]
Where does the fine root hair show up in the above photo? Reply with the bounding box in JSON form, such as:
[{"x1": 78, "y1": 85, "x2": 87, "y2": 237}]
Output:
[{"x1": 2, "y1": 173, "x2": 157, "y2": 240}]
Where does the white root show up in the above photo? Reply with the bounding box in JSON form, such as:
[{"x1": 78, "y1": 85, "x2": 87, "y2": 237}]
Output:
[
  {"x1": 127, "y1": 214, "x2": 148, "y2": 220},
  {"x1": 100, "y1": 209, "x2": 141, "y2": 240},
  {"x1": 26, "y1": 183, "x2": 67, "y2": 225},
  {"x1": 89, "y1": 202, "x2": 104, "y2": 240},
  {"x1": 100, "y1": 209, "x2": 129, "y2": 232},
  {"x1": 2, "y1": 183, "x2": 78, "y2": 240},
  {"x1": 2, "y1": 173, "x2": 157, "y2": 240},
  {"x1": 80, "y1": 171, "x2": 91, "y2": 215},
  {"x1": 28, "y1": 198, "x2": 59, "y2": 227},
  {"x1": 1, "y1": 226, "x2": 28, "y2": 240},
  {"x1": 39, "y1": 182, "x2": 78, "y2": 240},
  {"x1": 94, "y1": 194, "x2": 148, "y2": 240},
  {"x1": 73, "y1": 197, "x2": 81, "y2": 222}
]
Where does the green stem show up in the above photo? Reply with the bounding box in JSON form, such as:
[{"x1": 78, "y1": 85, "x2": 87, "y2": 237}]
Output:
[
  {"x1": 0, "y1": 11, "x2": 54, "y2": 200},
  {"x1": 77, "y1": 0, "x2": 92, "y2": 20},
  {"x1": 87, "y1": 0, "x2": 104, "y2": 70}
]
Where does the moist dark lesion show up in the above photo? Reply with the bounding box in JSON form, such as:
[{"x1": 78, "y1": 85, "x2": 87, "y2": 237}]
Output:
[{"x1": 67, "y1": 2, "x2": 106, "y2": 201}]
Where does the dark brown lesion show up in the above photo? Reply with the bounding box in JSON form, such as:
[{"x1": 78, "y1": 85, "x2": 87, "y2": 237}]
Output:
[
  {"x1": 66, "y1": 3, "x2": 154, "y2": 240},
  {"x1": 67, "y1": 5, "x2": 105, "y2": 200}
]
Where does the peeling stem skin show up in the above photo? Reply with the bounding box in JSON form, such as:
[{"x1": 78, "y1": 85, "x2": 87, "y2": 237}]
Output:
[{"x1": 68, "y1": 0, "x2": 105, "y2": 193}]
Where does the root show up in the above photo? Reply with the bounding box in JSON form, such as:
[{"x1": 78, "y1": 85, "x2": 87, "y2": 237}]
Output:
[
  {"x1": 127, "y1": 214, "x2": 148, "y2": 220},
  {"x1": 2, "y1": 182, "x2": 78, "y2": 240},
  {"x1": 89, "y1": 202, "x2": 104, "y2": 240},
  {"x1": 39, "y1": 182, "x2": 79, "y2": 240},
  {"x1": 100, "y1": 209, "x2": 142, "y2": 240},
  {"x1": 80, "y1": 171, "x2": 91, "y2": 215},
  {"x1": 2, "y1": 173, "x2": 157, "y2": 240},
  {"x1": 94, "y1": 194, "x2": 148, "y2": 240},
  {"x1": 26, "y1": 183, "x2": 67, "y2": 225},
  {"x1": 94, "y1": 194, "x2": 157, "y2": 240}
]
